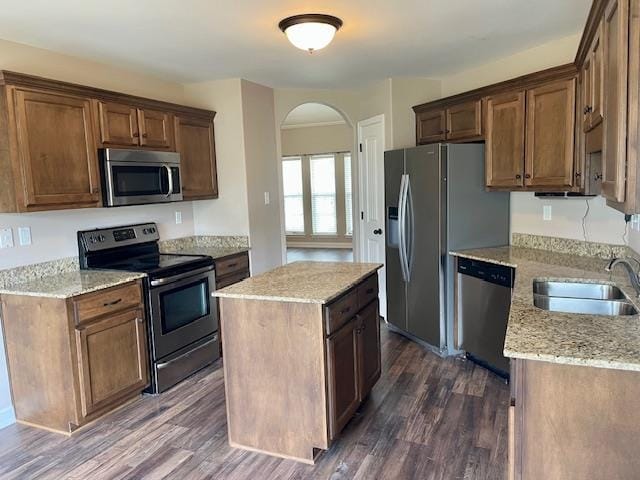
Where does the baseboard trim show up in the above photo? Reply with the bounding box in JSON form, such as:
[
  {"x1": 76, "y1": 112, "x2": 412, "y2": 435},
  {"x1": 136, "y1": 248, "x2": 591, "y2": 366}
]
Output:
[
  {"x1": 287, "y1": 242, "x2": 352, "y2": 249},
  {"x1": 0, "y1": 406, "x2": 15, "y2": 429}
]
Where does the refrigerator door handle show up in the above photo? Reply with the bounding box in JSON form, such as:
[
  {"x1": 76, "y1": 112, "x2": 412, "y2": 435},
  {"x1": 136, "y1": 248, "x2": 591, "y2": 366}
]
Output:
[
  {"x1": 398, "y1": 174, "x2": 408, "y2": 282},
  {"x1": 406, "y1": 174, "x2": 415, "y2": 280}
]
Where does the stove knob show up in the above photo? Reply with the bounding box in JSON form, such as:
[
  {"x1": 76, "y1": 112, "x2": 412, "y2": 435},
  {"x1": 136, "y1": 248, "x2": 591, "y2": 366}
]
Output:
[
  {"x1": 89, "y1": 236, "x2": 96, "y2": 244},
  {"x1": 98, "y1": 235, "x2": 106, "y2": 242},
  {"x1": 143, "y1": 228, "x2": 149, "y2": 234}
]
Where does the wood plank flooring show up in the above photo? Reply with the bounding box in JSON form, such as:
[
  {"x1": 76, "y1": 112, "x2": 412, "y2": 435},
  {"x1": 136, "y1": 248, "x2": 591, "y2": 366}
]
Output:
[{"x1": 0, "y1": 324, "x2": 508, "y2": 479}]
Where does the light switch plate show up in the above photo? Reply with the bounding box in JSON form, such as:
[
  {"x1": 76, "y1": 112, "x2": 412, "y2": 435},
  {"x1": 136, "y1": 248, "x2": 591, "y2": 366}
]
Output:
[
  {"x1": 0, "y1": 228, "x2": 14, "y2": 248},
  {"x1": 175, "y1": 211, "x2": 182, "y2": 225},
  {"x1": 264, "y1": 192, "x2": 270, "y2": 205},
  {"x1": 18, "y1": 227, "x2": 31, "y2": 246},
  {"x1": 543, "y1": 205, "x2": 552, "y2": 221}
]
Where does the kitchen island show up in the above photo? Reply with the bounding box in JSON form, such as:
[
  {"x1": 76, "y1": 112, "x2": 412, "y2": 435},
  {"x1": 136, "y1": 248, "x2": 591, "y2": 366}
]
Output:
[{"x1": 213, "y1": 261, "x2": 382, "y2": 464}]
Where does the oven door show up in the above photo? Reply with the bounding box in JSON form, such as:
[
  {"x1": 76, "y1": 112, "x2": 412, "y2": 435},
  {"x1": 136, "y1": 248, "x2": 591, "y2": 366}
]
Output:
[
  {"x1": 149, "y1": 267, "x2": 217, "y2": 360},
  {"x1": 104, "y1": 160, "x2": 182, "y2": 206}
]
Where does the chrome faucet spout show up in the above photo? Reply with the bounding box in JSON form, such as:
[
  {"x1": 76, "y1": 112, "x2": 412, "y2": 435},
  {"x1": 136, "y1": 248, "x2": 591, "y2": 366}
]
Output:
[{"x1": 606, "y1": 258, "x2": 640, "y2": 297}]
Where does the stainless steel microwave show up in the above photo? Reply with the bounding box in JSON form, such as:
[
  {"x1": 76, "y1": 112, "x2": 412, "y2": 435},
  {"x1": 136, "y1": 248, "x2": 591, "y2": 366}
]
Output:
[{"x1": 100, "y1": 148, "x2": 183, "y2": 207}]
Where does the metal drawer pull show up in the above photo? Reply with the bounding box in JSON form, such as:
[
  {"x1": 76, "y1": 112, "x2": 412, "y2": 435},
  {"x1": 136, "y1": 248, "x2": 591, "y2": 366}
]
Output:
[
  {"x1": 103, "y1": 298, "x2": 122, "y2": 307},
  {"x1": 226, "y1": 262, "x2": 238, "y2": 268}
]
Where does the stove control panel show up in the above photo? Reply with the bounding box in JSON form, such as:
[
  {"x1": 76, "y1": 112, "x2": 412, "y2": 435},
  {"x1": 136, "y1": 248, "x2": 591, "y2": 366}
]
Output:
[{"x1": 78, "y1": 222, "x2": 160, "y2": 252}]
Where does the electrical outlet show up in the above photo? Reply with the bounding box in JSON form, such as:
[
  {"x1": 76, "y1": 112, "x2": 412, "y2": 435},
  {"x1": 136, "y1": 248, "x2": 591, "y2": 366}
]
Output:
[
  {"x1": 0, "y1": 228, "x2": 14, "y2": 248},
  {"x1": 18, "y1": 227, "x2": 31, "y2": 246},
  {"x1": 175, "y1": 211, "x2": 182, "y2": 225},
  {"x1": 632, "y1": 215, "x2": 640, "y2": 232},
  {"x1": 543, "y1": 205, "x2": 552, "y2": 221},
  {"x1": 264, "y1": 192, "x2": 270, "y2": 205}
]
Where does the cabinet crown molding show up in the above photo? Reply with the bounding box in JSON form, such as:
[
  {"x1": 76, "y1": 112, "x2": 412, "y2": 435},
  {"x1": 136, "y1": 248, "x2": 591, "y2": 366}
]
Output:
[{"x1": 0, "y1": 70, "x2": 216, "y2": 119}]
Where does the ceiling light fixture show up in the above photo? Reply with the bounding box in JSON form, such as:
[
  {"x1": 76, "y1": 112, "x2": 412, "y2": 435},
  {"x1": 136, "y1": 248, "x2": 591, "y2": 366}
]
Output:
[{"x1": 278, "y1": 14, "x2": 343, "y2": 53}]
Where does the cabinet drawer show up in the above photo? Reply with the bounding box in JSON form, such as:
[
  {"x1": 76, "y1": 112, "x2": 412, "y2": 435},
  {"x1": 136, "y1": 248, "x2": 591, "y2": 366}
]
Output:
[
  {"x1": 215, "y1": 253, "x2": 249, "y2": 278},
  {"x1": 73, "y1": 282, "x2": 142, "y2": 325},
  {"x1": 216, "y1": 270, "x2": 250, "y2": 289},
  {"x1": 357, "y1": 275, "x2": 378, "y2": 309},
  {"x1": 325, "y1": 290, "x2": 358, "y2": 336}
]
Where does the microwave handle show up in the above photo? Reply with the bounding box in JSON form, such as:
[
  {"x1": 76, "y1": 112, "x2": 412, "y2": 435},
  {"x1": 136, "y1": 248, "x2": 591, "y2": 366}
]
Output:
[{"x1": 164, "y1": 165, "x2": 174, "y2": 197}]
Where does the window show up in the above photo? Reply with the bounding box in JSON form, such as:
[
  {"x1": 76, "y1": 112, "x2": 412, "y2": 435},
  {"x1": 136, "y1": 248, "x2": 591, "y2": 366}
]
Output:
[
  {"x1": 310, "y1": 155, "x2": 337, "y2": 235},
  {"x1": 282, "y1": 157, "x2": 304, "y2": 234},
  {"x1": 344, "y1": 154, "x2": 353, "y2": 236}
]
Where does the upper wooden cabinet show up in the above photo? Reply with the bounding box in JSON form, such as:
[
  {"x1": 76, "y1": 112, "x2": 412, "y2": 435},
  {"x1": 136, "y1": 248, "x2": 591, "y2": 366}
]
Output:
[
  {"x1": 5, "y1": 87, "x2": 101, "y2": 212},
  {"x1": 97, "y1": 101, "x2": 139, "y2": 147},
  {"x1": 601, "y1": 0, "x2": 628, "y2": 204},
  {"x1": 97, "y1": 101, "x2": 175, "y2": 150},
  {"x1": 485, "y1": 91, "x2": 526, "y2": 188},
  {"x1": 525, "y1": 79, "x2": 576, "y2": 188},
  {"x1": 174, "y1": 114, "x2": 218, "y2": 200},
  {"x1": 0, "y1": 71, "x2": 217, "y2": 213},
  {"x1": 416, "y1": 109, "x2": 446, "y2": 144},
  {"x1": 581, "y1": 21, "x2": 605, "y2": 133},
  {"x1": 416, "y1": 100, "x2": 482, "y2": 144}
]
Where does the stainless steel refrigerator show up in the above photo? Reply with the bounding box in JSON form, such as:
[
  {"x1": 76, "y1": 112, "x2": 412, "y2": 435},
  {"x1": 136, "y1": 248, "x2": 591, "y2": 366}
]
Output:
[{"x1": 384, "y1": 143, "x2": 510, "y2": 354}]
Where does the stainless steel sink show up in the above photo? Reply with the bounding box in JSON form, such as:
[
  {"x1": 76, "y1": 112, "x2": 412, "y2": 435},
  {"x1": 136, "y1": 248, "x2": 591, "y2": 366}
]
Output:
[
  {"x1": 533, "y1": 280, "x2": 626, "y2": 300},
  {"x1": 532, "y1": 280, "x2": 638, "y2": 316},
  {"x1": 533, "y1": 294, "x2": 638, "y2": 316}
]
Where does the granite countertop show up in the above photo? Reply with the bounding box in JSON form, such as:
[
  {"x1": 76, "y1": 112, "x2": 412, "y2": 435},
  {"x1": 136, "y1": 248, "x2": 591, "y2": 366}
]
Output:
[
  {"x1": 213, "y1": 261, "x2": 382, "y2": 304},
  {"x1": 450, "y1": 246, "x2": 640, "y2": 372},
  {"x1": 0, "y1": 270, "x2": 146, "y2": 299},
  {"x1": 160, "y1": 245, "x2": 249, "y2": 260}
]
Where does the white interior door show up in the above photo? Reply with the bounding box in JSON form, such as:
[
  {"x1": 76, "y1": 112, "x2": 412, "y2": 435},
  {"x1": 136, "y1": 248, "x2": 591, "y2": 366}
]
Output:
[{"x1": 357, "y1": 115, "x2": 386, "y2": 318}]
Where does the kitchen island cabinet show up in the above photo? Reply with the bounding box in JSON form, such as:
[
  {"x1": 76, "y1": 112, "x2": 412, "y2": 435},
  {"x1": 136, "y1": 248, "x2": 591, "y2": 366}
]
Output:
[{"x1": 214, "y1": 261, "x2": 382, "y2": 464}]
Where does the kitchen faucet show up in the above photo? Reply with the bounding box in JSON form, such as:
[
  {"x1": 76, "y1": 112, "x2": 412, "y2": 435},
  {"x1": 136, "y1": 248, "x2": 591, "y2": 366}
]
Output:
[{"x1": 606, "y1": 258, "x2": 640, "y2": 297}]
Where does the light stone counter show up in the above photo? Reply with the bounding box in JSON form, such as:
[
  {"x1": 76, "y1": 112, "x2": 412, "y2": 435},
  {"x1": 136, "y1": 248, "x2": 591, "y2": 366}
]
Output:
[
  {"x1": 450, "y1": 246, "x2": 640, "y2": 372},
  {"x1": 213, "y1": 261, "x2": 382, "y2": 304},
  {"x1": 0, "y1": 269, "x2": 146, "y2": 299},
  {"x1": 161, "y1": 245, "x2": 249, "y2": 260}
]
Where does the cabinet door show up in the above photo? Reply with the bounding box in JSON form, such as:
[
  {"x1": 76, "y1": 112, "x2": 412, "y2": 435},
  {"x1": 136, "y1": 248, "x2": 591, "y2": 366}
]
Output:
[
  {"x1": 485, "y1": 91, "x2": 526, "y2": 188},
  {"x1": 138, "y1": 108, "x2": 174, "y2": 150},
  {"x1": 581, "y1": 55, "x2": 593, "y2": 133},
  {"x1": 416, "y1": 109, "x2": 446, "y2": 144},
  {"x1": 356, "y1": 300, "x2": 381, "y2": 402},
  {"x1": 601, "y1": 0, "x2": 629, "y2": 203},
  {"x1": 75, "y1": 309, "x2": 149, "y2": 417},
  {"x1": 524, "y1": 79, "x2": 576, "y2": 188},
  {"x1": 97, "y1": 101, "x2": 139, "y2": 147},
  {"x1": 326, "y1": 319, "x2": 360, "y2": 440},
  {"x1": 590, "y1": 23, "x2": 605, "y2": 129},
  {"x1": 446, "y1": 100, "x2": 482, "y2": 140},
  {"x1": 11, "y1": 88, "x2": 101, "y2": 211},
  {"x1": 175, "y1": 115, "x2": 218, "y2": 200}
]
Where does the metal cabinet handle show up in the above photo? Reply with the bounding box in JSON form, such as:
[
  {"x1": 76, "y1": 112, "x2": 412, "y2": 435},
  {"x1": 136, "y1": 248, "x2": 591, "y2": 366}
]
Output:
[
  {"x1": 575, "y1": 172, "x2": 582, "y2": 177},
  {"x1": 594, "y1": 173, "x2": 603, "y2": 181},
  {"x1": 515, "y1": 174, "x2": 522, "y2": 179},
  {"x1": 133, "y1": 132, "x2": 140, "y2": 137},
  {"x1": 525, "y1": 173, "x2": 531, "y2": 179},
  {"x1": 227, "y1": 263, "x2": 238, "y2": 268},
  {"x1": 103, "y1": 298, "x2": 122, "y2": 307}
]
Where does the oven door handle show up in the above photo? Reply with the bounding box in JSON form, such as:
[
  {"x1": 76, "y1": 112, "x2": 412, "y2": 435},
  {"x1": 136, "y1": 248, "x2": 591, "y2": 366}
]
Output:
[
  {"x1": 164, "y1": 165, "x2": 174, "y2": 197},
  {"x1": 150, "y1": 264, "x2": 215, "y2": 287}
]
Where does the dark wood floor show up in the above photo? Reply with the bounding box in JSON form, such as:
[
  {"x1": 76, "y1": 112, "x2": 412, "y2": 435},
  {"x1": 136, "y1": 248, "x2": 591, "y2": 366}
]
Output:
[
  {"x1": 287, "y1": 247, "x2": 354, "y2": 263},
  {"x1": 0, "y1": 324, "x2": 508, "y2": 479}
]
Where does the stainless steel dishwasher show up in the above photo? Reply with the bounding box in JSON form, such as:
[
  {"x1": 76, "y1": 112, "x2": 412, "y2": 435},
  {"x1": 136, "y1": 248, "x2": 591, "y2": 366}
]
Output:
[{"x1": 457, "y1": 257, "x2": 514, "y2": 378}]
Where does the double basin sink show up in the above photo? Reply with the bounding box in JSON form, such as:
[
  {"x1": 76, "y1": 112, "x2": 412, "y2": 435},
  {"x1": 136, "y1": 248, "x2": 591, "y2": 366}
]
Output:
[{"x1": 533, "y1": 280, "x2": 638, "y2": 316}]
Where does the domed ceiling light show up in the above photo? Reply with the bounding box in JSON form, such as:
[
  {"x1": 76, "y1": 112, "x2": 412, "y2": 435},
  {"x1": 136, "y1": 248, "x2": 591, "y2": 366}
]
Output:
[{"x1": 278, "y1": 14, "x2": 343, "y2": 53}]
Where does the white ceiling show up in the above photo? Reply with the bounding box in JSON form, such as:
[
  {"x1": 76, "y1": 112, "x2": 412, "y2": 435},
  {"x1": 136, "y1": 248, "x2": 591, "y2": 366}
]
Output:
[
  {"x1": 0, "y1": 0, "x2": 590, "y2": 89},
  {"x1": 282, "y1": 103, "x2": 345, "y2": 127}
]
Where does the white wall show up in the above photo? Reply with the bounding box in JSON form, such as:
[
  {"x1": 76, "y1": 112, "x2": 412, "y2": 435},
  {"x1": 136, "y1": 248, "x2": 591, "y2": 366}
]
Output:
[
  {"x1": 390, "y1": 77, "x2": 442, "y2": 149},
  {"x1": 183, "y1": 79, "x2": 250, "y2": 236},
  {"x1": 240, "y1": 80, "x2": 282, "y2": 274}
]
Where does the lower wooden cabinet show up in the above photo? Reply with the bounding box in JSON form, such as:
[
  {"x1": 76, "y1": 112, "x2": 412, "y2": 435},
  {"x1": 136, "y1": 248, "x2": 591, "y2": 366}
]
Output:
[
  {"x1": 75, "y1": 308, "x2": 148, "y2": 417},
  {"x1": 326, "y1": 317, "x2": 360, "y2": 439},
  {"x1": 509, "y1": 358, "x2": 640, "y2": 479},
  {"x1": 356, "y1": 300, "x2": 382, "y2": 401},
  {"x1": 0, "y1": 280, "x2": 149, "y2": 434}
]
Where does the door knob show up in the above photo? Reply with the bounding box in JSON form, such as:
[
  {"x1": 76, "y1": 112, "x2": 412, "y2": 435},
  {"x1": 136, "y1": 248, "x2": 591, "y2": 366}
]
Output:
[{"x1": 373, "y1": 228, "x2": 383, "y2": 235}]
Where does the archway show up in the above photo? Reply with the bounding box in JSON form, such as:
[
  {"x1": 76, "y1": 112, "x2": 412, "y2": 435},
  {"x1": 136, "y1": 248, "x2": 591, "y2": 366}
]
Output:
[{"x1": 279, "y1": 102, "x2": 355, "y2": 263}]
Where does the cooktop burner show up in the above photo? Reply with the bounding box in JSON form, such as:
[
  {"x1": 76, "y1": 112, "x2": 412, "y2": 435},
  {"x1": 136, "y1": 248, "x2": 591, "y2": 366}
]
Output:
[{"x1": 106, "y1": 253, "x2": 208, "y2": 274}]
